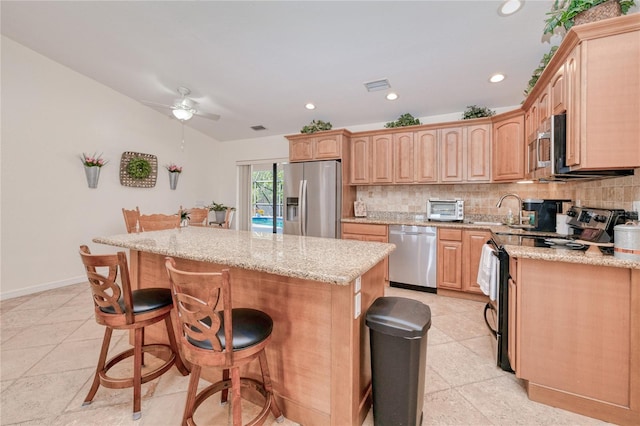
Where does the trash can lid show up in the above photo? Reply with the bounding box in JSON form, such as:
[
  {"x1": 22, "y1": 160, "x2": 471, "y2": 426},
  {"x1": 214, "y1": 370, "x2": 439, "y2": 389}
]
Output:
[{"x1": 365, "y1": 297, "x2": 431, "y2": 338}]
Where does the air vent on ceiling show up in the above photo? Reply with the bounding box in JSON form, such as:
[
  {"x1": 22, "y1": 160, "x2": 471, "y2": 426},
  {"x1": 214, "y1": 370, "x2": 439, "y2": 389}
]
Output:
[
  {"x1": 364, "y1": 78, "x2": 391, "y2": 92},
  {"x1": 251, "y1": 125, "x2": 267, "y2": 131}
]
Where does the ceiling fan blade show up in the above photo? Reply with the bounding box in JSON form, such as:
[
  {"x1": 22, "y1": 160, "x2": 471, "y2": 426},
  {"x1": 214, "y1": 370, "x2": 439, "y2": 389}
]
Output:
[
  {"x1": 140, "y1": 100, "x2": 173, "y2": 109},
  {"x1": 194, "y1": 111, "x2": 221, "y2": 121}
]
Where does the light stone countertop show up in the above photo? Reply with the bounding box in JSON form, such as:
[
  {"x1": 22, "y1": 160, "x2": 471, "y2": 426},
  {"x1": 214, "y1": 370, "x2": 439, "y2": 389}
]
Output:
[
  {"x1": 93, "y1": 227, "x2": 395, "y2": 285},
  {"x1": 342, "y1": 216, "x2": 640, "y2": 270}
]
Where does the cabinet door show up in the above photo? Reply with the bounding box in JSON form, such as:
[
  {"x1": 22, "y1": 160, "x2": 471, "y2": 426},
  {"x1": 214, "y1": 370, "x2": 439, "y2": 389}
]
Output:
[
  {"x1": 437, "y1": 239, "x2": 462, "y2": 289},
  {"x1": 350, "y1": 136, "x2": 370, "y2": 185},
  {"x1": 466, "y1": 124, "x2": 491, "y2": 182},
  {"x1": 315, "y1": 135, "x2": 341, "y2": 159},
  {"x1": 508, "y1": 276, "x2": 517, "y2": 373},
  {"x1": 289, "y1": 139, "x2": 314, "y2": 162},
  {"x1": 371, "y1": 134, "x2": 393, "y2": 183},
  {"x1": 440, "y1": 127, "x2": 464, "y2": 182},
  {"x1": 492, "y1": 113, "x2": 525, "y2": 181},
  {"x1": 537, "y1": 89, "x2": 550, "y2": 128},
  {"x1": 414, "y1": 130, "x2": 438, "y2": 183},
  {"x1": 393, "y1": 132, "x2": 414, "y2": 183},
  {"x1": 550, "y1": 65, "x2": 565, "y2": 114},
  {"x1": 564, "y1": 45, "x2": 581, "y2": 167},
  {"x1": 462, "y1": 230, "x2": 491, "y2": 294}
]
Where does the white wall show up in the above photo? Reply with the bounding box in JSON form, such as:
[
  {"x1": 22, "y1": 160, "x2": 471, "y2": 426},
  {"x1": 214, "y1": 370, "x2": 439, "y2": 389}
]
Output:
[{"x1": 0, "y1": 37, "x2": 222, "y2": 298}]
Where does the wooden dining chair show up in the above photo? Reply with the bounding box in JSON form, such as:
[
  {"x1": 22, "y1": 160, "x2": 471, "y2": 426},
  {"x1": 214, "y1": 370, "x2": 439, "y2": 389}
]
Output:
[
  {"x1": 138, "y1": 213, "x2": 180, "y2": 231},
  {"x1": 122, "y1": 206, "x2": 141, "y2": 233},
  {"x1": 165, "y1": 257, "x2": 284, "y2": 426},
  {"x1": 221, "y1": 208, "x2": 235, "y2": 229},
  {"x1": 188, "y1": 207, "x2": 209, "y2": 227},
  {"x1": 79, "y1": 245, "x2": 188, "y2": 420}
]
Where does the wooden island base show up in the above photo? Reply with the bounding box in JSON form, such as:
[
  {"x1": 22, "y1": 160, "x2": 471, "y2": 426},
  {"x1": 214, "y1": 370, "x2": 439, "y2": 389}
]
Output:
[{"x1": 130, "y1": 250, "x2": 385, "y2": 426}]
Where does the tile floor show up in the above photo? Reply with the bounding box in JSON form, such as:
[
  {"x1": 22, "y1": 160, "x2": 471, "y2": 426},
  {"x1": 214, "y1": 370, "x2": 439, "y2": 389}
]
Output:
[{"x1": 0, "y1": 283, "x2": 607, "y2": 425}]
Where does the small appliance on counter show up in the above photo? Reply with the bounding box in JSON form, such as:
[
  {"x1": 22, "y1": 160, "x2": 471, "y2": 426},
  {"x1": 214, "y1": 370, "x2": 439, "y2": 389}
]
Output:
[
  {"x1": 426, "y1": 199, "x2": 464, "y2": 222},
  {"x1": 521, "y1": 198, "x2": 570, "y2": 231},
  {"x1": 614, "y1": 222, "x2": 640, "y2": 261}
]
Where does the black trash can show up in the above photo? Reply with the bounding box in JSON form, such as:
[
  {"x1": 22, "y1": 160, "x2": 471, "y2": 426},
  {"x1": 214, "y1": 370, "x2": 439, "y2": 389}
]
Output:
[{"x1": 365, "y1": 296, "x2": 431, "y2": 426}]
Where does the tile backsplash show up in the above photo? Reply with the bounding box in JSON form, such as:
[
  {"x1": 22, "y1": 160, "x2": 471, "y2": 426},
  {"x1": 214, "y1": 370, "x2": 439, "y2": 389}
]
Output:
[{"x1": 356, "y1": 168, "x2": 640, "y2": 216}]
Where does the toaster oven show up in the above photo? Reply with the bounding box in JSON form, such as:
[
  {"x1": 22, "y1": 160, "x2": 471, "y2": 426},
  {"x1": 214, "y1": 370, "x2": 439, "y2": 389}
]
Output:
[{"x1": 427, "y1": 199, "x2": 464, "y2": 222}]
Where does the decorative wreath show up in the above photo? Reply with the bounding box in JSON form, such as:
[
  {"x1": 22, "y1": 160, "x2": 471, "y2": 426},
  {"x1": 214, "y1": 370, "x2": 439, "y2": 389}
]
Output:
[{"x1": 127, "y1": 157, "x2": 152, "y2": 180}]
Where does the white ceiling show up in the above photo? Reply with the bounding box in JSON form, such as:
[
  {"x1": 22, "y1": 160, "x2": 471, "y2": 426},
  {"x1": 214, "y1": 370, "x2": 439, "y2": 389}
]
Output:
[{"x1": 1, "y1": 0, "x2": 575, "y2": 142}]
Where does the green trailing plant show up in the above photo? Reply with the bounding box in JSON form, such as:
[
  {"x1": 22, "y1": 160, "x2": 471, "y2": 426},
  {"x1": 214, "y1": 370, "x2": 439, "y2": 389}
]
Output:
[
  {"x1": 462, "y1": 105, "x2": 496, "y2": 120},
  {"x1": 300, "y1": 120, "x2": 332, "y2": 134},
  {"x1": 126, "y1": 157, "x2": 152, "y2": 179},
  {"x1": 543, "y1": 0, "x2": 635, "y2": 35},
  {"x1": 384, "y1": 113, "x2": 421, "y2": 128},
  {"x1": 179, "y1": 209, "x2": 190, "y2": 221},
  {"x1": 524, "y1": 45, "x2": 559, "y2": 98}
]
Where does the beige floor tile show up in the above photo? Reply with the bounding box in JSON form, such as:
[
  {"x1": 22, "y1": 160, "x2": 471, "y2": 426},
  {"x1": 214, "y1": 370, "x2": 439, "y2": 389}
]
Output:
[
  {"x1": 1, "y1": 320, "x2": 84, "y2": 350},
  {"x1": 64, "y1": 318, "x2": 107, "y2": 342},
  {"x1": 427, "y1": 341, "x2": 505, "y2": 387},
  {"x1": 432, "y1": 309, "x2": 492, "y2": 341},
  {"x1": 24, "y1": 338, "x2": 108, "y2": 377},
  {"x1": 10, "y1": 292, "x2": 79, "y2": 311},
  {"x1": 458, "y1": 334, "x2": 499, "y2": 362},
  {"x1": 423, "y1": 388, "x2": 493, "y2": 425},
  {"x1": 456, "y1": 375, "x2": 607, "y2": 425},
  {"x1": 1, "y1": 326, "x2": 23, "y2": 344},
  {"x1": 0, "y1": 369, "x2": 92, "y2": 424},
  {"x1": 424, "y1": 364, "x2": 451, "y2": 394},
  {"x1": 1, "y1": 344, "x2": 55, "y2": 380},
  {"x1": 40, "y1": 305, "x2": 94, "y2": 324},
  {"x1": 0, "y1": 307, "x2": 51, "y2": 328},
  {"x1": 53, "y1": 401, "x2": 141, "y2": 425},
  {"x1": 425, "y1": 324, "x2": 455, "y2": 346}
]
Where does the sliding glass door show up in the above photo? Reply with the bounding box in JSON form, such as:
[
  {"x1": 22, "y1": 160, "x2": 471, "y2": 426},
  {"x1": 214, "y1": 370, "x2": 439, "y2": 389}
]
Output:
[{"x1": 250, "y1": 163, "x2": 283, "y2": 234}]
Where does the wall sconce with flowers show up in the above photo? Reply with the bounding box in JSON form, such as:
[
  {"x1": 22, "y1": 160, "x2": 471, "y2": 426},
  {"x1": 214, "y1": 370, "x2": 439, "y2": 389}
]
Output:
[
  {"x1": 80, "y1": 152, "x2": 108, "y2": 188},
  {"x1": 166, "y1": 163, "x2": 182, "y2": 190}
]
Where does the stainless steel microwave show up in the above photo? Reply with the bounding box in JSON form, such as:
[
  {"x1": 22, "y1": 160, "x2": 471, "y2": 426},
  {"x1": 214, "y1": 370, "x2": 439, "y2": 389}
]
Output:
[
  {"x1": 427, "y1": 199, "x2": 464, "y2": 222},
  {"x1": 528, "y1": 113, "x2": 634, "y2": 181}
]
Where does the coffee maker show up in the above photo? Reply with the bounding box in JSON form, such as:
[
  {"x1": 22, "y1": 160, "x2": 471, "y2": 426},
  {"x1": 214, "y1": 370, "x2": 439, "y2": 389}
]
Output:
[{"x1": 522, "y1": 199, "x2": 571, "y2": 232}]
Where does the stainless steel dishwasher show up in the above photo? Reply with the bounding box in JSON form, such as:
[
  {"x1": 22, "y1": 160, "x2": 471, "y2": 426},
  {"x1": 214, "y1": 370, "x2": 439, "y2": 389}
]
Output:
[{"x1": 388, "y1": 225, "x2": 437, "y2": 292}]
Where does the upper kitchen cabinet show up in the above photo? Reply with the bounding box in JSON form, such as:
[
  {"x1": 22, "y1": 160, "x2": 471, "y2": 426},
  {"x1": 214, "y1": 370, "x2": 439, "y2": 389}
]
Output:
[
  {"x1": 440, "y1": 123, "x2": 491, "y2": 183},
  {"x1": 523, "y1": 14, "x2": 640, "y2": 172},
  {"x1": 286, "y1": 129, "x2": 352, "y2": 162},
  {"x1": 371, "y1": 134, "x2": 394, "y2": 183},
  {"x1": 466, "y1": 124, "x2": 491, "y2": 182},
  {"x1": 393, "y1": 132, "x2": 415, "y2": 183},
  {"x1": 439, "y1": 127, "x2": 465, "y2": 182},
  {"x1": 349, "y1": 135, "x2": 370, "y2": 184},
  {"x1": 414, "y1": 130, "x2": 439, "y2": 183},
  {"x1": 492, "y1": 110, "x2": 525, "y2": 182}
]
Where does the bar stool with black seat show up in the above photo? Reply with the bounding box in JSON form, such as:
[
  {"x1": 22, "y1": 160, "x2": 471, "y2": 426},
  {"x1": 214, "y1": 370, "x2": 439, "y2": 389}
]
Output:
[
  {"x1": 165, "y1": 257, "x2": 284, "y2": 426},
  {"x1": 79, "y1": 245, "x2": 188, "y2": 420}
]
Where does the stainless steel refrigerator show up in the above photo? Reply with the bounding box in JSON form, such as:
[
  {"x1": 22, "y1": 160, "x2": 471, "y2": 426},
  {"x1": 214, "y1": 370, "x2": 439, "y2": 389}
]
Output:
[{"x1": 283, "y1": 160, "x2": 341, "y2": 238}]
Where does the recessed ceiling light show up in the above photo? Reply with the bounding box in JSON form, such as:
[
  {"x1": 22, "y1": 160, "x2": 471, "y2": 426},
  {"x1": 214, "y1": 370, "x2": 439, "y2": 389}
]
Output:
[
  {"x1": 386, "y1": 92, "x2": 399, "y2": 101},
  {"x1": 498, "y1": 0, "x2": 524, "y2": 16},
  {"x1": 305, "y1": 103, "x2": 316, "y2": 110},
  {"x1": 489, "y1": 73, "x2": 506, "y2": 83}
]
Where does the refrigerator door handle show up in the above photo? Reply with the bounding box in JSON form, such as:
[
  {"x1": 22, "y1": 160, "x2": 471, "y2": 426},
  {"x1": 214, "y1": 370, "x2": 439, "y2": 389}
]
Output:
[{"x1": 299, "y1": 180, "x2": 307, "y2": 236}]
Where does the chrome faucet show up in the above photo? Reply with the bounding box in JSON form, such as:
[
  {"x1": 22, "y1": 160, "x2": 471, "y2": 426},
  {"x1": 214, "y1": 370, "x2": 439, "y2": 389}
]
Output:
[{"x1": 496, "y1": 193, "x2": 523, "y2": 225}]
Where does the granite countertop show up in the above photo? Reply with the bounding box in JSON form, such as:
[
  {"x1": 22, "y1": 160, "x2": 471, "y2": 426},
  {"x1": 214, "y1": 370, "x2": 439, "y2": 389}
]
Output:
[
  {"x1": 93, "y1": 227, "x2": 395, "y2": 285},
  {"x1": 342, "y1": 215, "x2": 640, "y2": 270}
]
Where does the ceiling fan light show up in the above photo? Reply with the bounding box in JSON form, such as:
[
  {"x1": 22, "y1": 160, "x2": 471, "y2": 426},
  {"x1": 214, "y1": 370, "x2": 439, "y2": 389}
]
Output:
[{"x1": 172, "y1": 108, "x2": 194, "y2": 121}]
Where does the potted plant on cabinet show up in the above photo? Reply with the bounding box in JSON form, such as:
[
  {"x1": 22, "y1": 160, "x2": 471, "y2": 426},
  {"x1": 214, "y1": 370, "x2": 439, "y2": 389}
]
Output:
[
  {"x1": 462, "y1": 105, "x2": 496, "y2": 120},
  {"x1": 543, "y1": 0, "x2": 636, "y2": 36},
  {"x1": 300, "y1": 119, "x2": 332, "y2": 134},
  {"x1": 384, "y1": 113, "x2": 421, "y2": 128},
  {"x1": 208, "y1": 201, "x2": 229, "y2": 224}
]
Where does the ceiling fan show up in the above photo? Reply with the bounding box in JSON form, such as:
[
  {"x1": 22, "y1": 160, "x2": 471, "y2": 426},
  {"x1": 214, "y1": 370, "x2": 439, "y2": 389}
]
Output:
[{"x1": 141, "y1": 87, "x2": 220, "y2": 122}]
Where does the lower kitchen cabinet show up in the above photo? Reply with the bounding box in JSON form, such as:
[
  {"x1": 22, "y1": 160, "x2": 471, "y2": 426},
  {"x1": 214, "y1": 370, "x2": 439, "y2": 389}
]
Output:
[
  {"x1": 342, "y1": 222, "x2": 389, "y2": 282},
  {"x1": 438, "y1": 228, "x2": 491, "y2": 300},
  {"x1": 436, "y1": 228, "x2": 462, "y2": 290},
  {"x1": 512, "y1": 258, "x2": 639, "y2": 425}
]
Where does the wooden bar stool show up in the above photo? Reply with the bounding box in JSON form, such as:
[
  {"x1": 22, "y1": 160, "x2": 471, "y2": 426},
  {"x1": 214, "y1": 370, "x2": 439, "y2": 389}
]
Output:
[
  {"x1": 165, "y1": 258, "x2": 284, "y2": 426},
  {"x1": 138, "y1": 213, "x2": 180, "y2": 231},
  {"x1": 122, "y1": 206, "x2": 141, "y2": 233},
  {"x1": 79, "y1": 245, "x2": 188, "y2": 420}
]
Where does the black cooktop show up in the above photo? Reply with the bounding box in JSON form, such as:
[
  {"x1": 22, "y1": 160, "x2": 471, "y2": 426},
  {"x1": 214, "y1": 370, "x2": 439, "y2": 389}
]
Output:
[{"x1": 495, "y1": 232, "x2": 613, "y2": 255}]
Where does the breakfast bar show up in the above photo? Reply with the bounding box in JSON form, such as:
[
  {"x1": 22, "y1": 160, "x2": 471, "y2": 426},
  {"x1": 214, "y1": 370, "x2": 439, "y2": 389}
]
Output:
[{"x1": 93, "y1": 227, "x2": 395, "y2": 426}]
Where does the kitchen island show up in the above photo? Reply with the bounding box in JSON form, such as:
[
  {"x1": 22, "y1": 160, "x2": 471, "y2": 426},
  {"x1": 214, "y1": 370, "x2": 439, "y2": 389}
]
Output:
[{"x1": 93, "y1": 227, "x2": 395, "y2": 426}]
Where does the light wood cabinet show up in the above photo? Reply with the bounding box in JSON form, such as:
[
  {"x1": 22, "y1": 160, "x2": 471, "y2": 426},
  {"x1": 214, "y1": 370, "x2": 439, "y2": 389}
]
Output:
[
  {"x1": 371, "y1": 134, "x2": 393, "y2": 184},
  {"x1": 437, "y1": 228, "x2": 463, "y2": 290},
  {"x1": 466, "y1": 124, "x2": 491, "y2": 182},
  {"x1": 414, "y1": 130, "x2": 438, "y2": 183},
  {"x1": 287, "y1": 129, "x2": 349, "y2": 162},
  {"x1": 462, "y1": 230, "x2": 491, "y2": 294},
  {"x1": 522, "y1": 15, "x2": 640, "y2": 172},
  {"x1": 508, "y1": 256, "x2": 519, "y2": 374},
  {"x1": 515, "y1": 258, "x2": 639, "y2": 425},
  {"x1": 439, "y1": 127, "x2": 464, "y2": 182},
  {"x1": 393, "y1": 132, "x2": 415, "y2": 183},
  {"x1": 550, "y1": 65, "x2": 565, "y2": 115},
  {"x1": 492, "y1": 111, "x2": 525, "y2": 182},
  {"x1": 350, "y1": 136, "x2": 370, "y2": 184},
  {"x1": 342, "y1": 223, "x2": 389, "y2": 281},
  {"x1": 537, "y1": 88, "x2": 550, "y2": 128}
]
